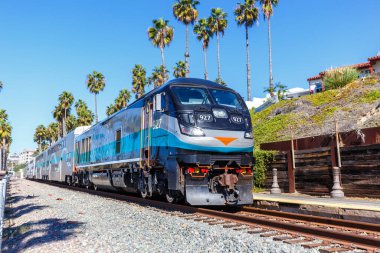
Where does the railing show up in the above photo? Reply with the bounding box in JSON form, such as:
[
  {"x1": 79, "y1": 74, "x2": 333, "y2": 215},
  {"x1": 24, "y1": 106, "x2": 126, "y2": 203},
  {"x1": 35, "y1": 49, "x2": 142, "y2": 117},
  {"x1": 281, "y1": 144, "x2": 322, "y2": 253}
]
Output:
[{"x1": 0, "y1": 175, "x2": 9, "y2": 250}]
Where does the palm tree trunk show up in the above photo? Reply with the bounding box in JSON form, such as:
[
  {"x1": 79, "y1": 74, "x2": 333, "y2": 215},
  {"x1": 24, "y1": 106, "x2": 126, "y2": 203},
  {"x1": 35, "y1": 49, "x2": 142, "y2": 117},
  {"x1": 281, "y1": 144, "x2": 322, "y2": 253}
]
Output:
[
  {"x1": 185, "y1": 24, "x2": 189, "y2": 77},
  {"x1": 160, "y1": 46, "x2": 166, "y2": 68},
  {"x1": 63, "y1": 108, "x2": 67, "y2": 136},
  {"x1": 246, "y1": 25, "x2": 251, "y2": 101},
  {"x1": 216, "y1": 31, "x2": 221, "y2": 80},
  {"x1": 95, "y1": 94, "x2": 98, "y2": 123},
  {"x1": 268, "y1": 17, "x2": 274, "y2": 97},
  {"x1": 2, "y1": 138, "x2": 5, "y2": 171},
  {"x1": 203, "y1": 46, "x2": 208, "y2": 80}
]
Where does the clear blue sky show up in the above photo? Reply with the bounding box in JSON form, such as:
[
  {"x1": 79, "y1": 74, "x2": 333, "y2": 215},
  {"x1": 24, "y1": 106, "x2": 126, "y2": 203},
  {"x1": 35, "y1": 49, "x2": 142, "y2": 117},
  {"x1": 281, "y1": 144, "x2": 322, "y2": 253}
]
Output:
[{"x1": 0, "y1": 0, "x2": 379, "y2": 153}]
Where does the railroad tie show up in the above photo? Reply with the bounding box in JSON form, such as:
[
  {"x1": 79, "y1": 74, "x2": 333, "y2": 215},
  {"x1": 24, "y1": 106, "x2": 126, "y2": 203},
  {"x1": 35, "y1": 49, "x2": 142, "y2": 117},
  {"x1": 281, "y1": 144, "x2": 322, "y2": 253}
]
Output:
[
  {"x1": 247, "y1": 229, "x2": 267, "y2": 234},
  {"x1": 319, "y1": 247, "x2": 352, "y2": 253},
  {"x1": 207, "y1": 221, "x2": 225, "y2": 225},
  {"x1": 272, "y1": 235, "x2": 294, "y2": 241},
  {"x1": 223, "y1": 224, "x2": 243, "y2": 228},
  {"x1": 301, "y1": 241, "x2": 332, "y2": 249},
  {"x1": 283, "y1": 238, "x2": 313, "y2": 245},
  {"x1": 260, "y1": 232, "x2": 283, "y2": 238}
]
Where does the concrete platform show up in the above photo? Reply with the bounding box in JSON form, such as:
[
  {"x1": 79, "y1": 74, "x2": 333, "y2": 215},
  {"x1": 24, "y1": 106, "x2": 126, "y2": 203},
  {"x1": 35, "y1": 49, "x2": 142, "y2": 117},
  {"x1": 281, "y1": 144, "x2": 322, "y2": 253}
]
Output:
[{"x1": 253, "y1": 193, "x2": 380, "y2": 223}]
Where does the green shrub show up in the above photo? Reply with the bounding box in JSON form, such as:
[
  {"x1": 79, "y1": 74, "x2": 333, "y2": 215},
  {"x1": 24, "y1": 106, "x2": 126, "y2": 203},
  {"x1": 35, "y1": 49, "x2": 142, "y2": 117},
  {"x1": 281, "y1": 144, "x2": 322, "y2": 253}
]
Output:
[
  {"x1": 253, "y1": 150, "x2": 275, "y2": 188},
  {"x1": 305, "y1": 89, "x2": 339, "y2": 106},
  {"x1": 359, "y1": 90, "x2": 380, "y2": 103},
  {"x1": 323, "y1": 67, "x2": 359, "y2": 90},
  {"x1": 362, "y1": 76, "x2": 379, "y2": 86},
  {"x1": 253, "y1": 113, "x2": 293, "y2": 149}
]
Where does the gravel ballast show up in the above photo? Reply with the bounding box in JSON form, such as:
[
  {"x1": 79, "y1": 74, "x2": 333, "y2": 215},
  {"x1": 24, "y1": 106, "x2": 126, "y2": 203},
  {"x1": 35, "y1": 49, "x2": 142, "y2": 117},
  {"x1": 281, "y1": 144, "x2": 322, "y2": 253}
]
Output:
[{"x1": 2, "y1": 178, "x2": 318, "y2": 253}]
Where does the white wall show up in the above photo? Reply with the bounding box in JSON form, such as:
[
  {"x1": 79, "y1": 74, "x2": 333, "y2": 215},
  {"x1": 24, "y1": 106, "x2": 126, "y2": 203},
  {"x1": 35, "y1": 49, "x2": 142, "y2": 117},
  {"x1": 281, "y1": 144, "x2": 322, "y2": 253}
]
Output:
[{"x1": 372, "y1": 61, "x2": 380, "y2": 74}]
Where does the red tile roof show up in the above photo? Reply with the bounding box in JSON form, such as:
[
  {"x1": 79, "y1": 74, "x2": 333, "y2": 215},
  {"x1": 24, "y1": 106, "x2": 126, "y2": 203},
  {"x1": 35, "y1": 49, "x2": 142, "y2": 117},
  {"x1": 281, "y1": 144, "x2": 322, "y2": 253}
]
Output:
[
  {"x1": 307, "y1": 75, "x2": 322, "y2": 81},
  {"x1": 349, "y1": 62, "x2": 371, "y2": 69},
  {"x1": 368, "y1": 55, "x2": 380, "y2": 62}
]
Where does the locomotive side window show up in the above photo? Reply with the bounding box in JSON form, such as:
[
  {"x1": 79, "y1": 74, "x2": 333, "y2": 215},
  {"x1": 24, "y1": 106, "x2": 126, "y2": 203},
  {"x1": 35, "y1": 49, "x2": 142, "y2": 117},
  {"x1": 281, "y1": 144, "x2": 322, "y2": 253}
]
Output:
[
  {"x1": 115, "y1": 129, "x2": 121, "y2": 154},
  {"x1": 82, "y1": 139, "x2": 86, "y2": 163},
  {"x1": 76, "y1": 141, "x2": 80, "y2": 163},
  {"x1": 87, "y1": 137, "x2": 91, "y2": 162}
]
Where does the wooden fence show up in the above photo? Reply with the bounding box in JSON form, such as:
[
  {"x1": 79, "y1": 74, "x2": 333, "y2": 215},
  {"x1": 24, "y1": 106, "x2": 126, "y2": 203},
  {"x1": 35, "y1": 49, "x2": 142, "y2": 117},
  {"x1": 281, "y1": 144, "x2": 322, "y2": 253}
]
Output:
[{"x1": 264, "y1": 144, "x2": 380, "y2": 198}]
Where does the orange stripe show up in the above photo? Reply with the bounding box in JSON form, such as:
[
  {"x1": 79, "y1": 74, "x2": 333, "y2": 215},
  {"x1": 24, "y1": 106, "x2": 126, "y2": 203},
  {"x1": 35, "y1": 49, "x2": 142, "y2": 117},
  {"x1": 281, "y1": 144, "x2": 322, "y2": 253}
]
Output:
[{"x1": 214, "y1": 137, "x2": 237, "y2": 146}]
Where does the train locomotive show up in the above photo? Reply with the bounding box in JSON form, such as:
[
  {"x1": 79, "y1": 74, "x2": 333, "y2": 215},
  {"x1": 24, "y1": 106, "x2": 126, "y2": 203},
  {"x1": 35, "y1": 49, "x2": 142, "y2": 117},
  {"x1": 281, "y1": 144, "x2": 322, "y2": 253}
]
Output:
[{"x1": 28, "y1": 78, "x2": 254, "y2": 206}]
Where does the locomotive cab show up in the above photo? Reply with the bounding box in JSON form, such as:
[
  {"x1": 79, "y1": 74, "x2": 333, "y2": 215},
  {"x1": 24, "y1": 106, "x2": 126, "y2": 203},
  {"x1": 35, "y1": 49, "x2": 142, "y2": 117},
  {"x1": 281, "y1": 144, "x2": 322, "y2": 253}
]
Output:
[{"x1": 155, "y1": 79, "x2": 254, "y2": 205}]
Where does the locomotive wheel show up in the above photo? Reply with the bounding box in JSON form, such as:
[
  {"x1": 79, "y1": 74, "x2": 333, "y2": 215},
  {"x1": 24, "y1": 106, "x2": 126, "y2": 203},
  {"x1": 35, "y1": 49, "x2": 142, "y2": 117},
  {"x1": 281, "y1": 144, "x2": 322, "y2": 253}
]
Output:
[
  {"x1": 93, "y1": 184, "x2": 98, "y2": 191},
  {"x1": 140, "y1": 190, "x2": 148, "y2": 199},
  {"x1": 165, "y1": 191, "x2": 176, "y2": 203}
]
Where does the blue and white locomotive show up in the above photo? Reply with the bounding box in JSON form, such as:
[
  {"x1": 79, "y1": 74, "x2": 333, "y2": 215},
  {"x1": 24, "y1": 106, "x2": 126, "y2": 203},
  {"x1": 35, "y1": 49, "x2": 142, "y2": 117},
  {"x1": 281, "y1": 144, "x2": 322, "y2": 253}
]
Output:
[{"x1": 30, "y1": 78, "x2": 254, "y2": 206}]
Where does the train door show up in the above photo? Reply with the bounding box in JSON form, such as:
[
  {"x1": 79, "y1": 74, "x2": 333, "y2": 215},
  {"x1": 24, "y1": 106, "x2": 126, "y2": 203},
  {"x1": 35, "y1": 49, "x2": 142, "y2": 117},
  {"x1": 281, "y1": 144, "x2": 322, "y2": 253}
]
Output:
[
  {"x1": 140, "y1": 99, "x2": 153, "y2": 167},
  {"x1": 151, "y1": 92, "x2": 168, "y2": 162}
]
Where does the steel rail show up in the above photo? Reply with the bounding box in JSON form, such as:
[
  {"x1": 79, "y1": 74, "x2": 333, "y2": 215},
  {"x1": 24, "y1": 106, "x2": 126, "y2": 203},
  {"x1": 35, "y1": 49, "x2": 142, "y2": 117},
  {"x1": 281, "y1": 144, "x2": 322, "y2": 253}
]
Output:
[
  {"x1": 34, "y1": 180, "x2": 380, "y2": 250},
  {"x1": 241, "y1": 206, "x2": 380, "y2": 233}
]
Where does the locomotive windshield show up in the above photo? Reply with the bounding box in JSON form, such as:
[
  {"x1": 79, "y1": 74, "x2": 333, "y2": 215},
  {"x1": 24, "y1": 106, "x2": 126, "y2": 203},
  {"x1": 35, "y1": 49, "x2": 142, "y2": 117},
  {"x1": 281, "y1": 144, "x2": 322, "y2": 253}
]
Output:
[
  {"x1": 171, "y1": 86, "x2": 211, "y2": 105},
  {"x1": 209, "y1": 89, "x2": 243, "y2": 109},
  {"x1": 171, "y1": 86, "x2": 244, "y2": 110}
]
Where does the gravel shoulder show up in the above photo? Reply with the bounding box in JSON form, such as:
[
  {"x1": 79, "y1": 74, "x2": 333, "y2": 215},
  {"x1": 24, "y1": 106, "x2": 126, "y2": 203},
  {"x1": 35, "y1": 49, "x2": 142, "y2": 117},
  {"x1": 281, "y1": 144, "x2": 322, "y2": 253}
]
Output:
[{"x1": 2, "y1": 178, "x2": 317, "y2": 253}]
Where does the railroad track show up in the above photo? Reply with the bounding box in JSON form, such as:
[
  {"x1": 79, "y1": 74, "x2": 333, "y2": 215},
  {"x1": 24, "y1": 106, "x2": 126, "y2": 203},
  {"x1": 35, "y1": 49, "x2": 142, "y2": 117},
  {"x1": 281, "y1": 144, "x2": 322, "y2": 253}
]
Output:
[{"x1": 33, "y1": 179, "x2": 380, "y2": 253}]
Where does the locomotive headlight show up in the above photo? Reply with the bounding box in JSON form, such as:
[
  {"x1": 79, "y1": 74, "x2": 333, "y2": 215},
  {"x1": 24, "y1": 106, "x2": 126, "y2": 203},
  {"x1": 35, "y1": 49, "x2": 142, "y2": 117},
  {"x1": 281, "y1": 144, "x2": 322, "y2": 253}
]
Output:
[
  {"x1": 179, "y1": 124, "x2": 205, "y2": 137},
  {"x1": 212, "y1": 108, "x2": 228, "y2": 118},
  {"x1": 244, "y1": 131, "x2": 253, "y2": 139}
]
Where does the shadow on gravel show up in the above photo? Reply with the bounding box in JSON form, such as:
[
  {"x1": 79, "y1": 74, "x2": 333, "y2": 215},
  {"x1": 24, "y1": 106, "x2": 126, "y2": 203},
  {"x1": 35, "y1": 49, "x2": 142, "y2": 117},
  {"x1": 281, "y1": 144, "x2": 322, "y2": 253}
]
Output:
[
  {"x1": 2, "y1": 218, "x2": 84, "y2": 253},
  {"x1": 7, "y1": 195, "x2": 37, "y2": 205},
  {"x1": 5, "y1": 204, "x2": 48, "y2": 219}
]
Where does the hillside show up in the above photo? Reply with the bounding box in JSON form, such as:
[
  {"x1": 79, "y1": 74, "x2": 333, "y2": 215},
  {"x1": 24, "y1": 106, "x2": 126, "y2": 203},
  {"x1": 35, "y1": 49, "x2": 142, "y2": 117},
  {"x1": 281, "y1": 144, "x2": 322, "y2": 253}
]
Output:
[{"x1": 251, "y1": 75, "x2": 380, "y2": 149}]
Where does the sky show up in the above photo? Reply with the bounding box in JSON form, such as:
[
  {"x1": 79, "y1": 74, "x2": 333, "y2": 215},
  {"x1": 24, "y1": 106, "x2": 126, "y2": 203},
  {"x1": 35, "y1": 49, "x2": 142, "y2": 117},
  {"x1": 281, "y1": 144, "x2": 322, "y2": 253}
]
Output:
[{"x1": 0, "y1": 0, "x2": 380, "y2": 153}]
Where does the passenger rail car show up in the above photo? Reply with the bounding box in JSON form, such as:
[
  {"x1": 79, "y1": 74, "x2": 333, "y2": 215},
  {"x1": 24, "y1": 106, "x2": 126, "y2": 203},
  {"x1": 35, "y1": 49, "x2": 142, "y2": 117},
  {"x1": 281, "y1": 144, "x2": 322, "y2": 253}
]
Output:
[{"x1": 30, "y1": 78, "x2": 254, "y2": 206}]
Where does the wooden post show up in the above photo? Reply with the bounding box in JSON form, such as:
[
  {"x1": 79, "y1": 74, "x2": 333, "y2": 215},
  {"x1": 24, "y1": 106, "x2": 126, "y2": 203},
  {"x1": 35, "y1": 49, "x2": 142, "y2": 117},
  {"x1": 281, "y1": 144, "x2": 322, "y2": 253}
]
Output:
[
  {"x1": 287, "y1": 150, "x2": 295, "y2": 193},
  {"x1": 291, "y1": 131, "x2": 296, "y2": 169}
]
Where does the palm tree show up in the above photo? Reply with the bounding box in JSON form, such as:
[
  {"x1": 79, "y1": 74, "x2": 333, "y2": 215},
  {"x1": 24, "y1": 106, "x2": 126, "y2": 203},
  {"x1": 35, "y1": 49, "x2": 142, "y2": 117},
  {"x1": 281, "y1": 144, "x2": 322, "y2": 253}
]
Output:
[
  {"x1": 115, "y1": 89, "x2": 131, "y2": 109},
  {"x1": 75, "y1": 99, "x2": 94, "y2": 126},
  {"x1": 147, "y1": 18, "x2": 174, "y2": 69},
  {"x1": 149, "y1": 65, "x2": 169, "y2": 88},
  {"x1": 0, "y1": 121, "x2": 11, "y2": 171},
  {"x1": 208, "y1": 8, "x2": 228, "y2": 81},
  {"x1": 275, "y1": 82, "x2": 287, "y2": 100},
  {"x1": 106, "y1": 104, "x2": 118, "y2": 116},
  {"x1": 0, "y1": 109, "x2": 8, "y2": 122},
  {"x1": 193, "y1": 18, "x2": 213, "y2": 80},
  {"x1": 260, "y1": 0, "x2": 279, "y2": 97},
  {"x1": 86, "y1": 71, "x2": 106, "y2": 123},
  {"x1": 53, "y1": 105, "x2": 64, "y2": 138},
  {"x1": 58, "y1": 91, "x2": 74, "y2": 136},
  {"x1": 33, "y1": 125, "x2": 47, "y2": 152},
  {"x1": 173, "y1": 61, "x2": 187, "y2": 78},
  {"x1": 235, "y1": 0, "x2": 259, "y2": 101},
  {"x1": 65, "y1": 115, "x2": 77, "y2": 133},
  {"x1": 173, "y1": 0, "x2": 199, "y2": 76},
  {"x1": 46, "y1": 122, "x2": 59, "y2": 145},
  {"x1": 132, "y1": 64, "x2": 148, "y2": 99}
]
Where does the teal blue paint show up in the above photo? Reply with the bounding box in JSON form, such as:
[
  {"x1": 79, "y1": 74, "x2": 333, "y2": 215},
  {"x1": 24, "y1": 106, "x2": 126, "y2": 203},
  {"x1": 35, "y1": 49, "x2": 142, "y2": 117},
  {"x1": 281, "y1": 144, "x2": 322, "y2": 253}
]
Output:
[{"x1": 77, "y1": 128, "x2": 253, "y2": 165}]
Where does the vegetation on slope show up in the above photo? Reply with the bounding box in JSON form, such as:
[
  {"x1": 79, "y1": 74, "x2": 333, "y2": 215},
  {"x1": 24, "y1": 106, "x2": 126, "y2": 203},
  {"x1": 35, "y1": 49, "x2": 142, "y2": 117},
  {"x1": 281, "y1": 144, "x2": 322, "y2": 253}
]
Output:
[
  {"x1": 251, "y1": 75, "x2": 380, "y2": 188},
  {"x1": 252, "y1": 75, "x2": 380, "y2": 149}
]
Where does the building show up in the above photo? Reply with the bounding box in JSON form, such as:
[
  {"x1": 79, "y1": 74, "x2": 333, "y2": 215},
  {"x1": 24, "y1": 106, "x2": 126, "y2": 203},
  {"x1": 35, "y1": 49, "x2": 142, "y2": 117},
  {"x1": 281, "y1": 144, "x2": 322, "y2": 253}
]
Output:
[
  {"x1": 307, "y1": 53, "x2": 380, "y2": 93},
  {"x1": 19, "y1": 149, "x2": 35, "y2": 164}
]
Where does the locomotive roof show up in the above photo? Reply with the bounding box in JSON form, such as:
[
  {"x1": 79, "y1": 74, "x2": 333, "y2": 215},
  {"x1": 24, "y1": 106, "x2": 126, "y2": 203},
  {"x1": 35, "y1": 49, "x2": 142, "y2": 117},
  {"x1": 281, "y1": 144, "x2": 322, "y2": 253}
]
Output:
[{"x1": 92, "y1": 78, "x2": 235, "y2": 129}]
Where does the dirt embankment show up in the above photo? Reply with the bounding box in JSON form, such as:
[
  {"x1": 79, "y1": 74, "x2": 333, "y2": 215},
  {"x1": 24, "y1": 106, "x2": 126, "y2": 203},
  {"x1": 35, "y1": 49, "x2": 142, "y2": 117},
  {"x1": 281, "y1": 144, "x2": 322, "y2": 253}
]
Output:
[{"x1": 252, "y1": 76, "x2": 380, "y2": 147}]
